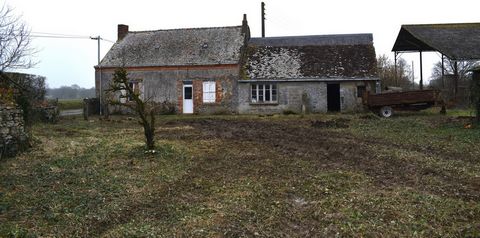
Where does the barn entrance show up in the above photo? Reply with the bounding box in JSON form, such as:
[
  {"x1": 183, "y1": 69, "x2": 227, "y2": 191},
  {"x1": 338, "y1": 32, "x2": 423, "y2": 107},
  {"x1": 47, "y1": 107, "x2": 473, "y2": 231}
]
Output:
[{"x1": 327, "y1": 83, "x2": 340, "y2": 112}]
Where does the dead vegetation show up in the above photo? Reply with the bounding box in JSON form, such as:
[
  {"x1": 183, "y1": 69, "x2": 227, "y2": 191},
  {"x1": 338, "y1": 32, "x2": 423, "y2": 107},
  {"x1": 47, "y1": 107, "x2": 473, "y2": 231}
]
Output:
[{"x1": 0, "y1": 111, "x2": 479, "y2": 237}]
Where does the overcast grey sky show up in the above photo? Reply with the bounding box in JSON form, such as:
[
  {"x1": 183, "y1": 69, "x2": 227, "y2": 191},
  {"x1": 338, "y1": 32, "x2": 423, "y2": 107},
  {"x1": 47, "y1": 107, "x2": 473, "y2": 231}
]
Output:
[{"x1": 6, "y1": 0, "x2": 480, "y2": 88}]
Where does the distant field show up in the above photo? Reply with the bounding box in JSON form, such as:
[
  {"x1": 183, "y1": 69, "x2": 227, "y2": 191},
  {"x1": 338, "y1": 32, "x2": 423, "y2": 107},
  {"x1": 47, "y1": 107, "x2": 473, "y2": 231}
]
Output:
[
  {"x1": 57, "y1": 99, "x2": 83, "y2": 110},
  {"x1": 0, "y1": 111, "x2": 479, "y2": 236}
]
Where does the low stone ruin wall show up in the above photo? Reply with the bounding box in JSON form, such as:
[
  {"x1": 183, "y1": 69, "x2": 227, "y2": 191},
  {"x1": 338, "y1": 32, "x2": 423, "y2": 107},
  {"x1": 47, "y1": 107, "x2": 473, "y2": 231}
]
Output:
[{"x1": 0, "y1": 105, "x2": 29, "y2": 158}]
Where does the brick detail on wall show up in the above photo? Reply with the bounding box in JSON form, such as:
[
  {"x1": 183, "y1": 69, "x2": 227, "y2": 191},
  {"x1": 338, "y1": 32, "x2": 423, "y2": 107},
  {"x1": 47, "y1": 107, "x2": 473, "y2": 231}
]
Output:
[
  {"x1": 215, "y1": 79, "x2": 223, "y2": 103},
  {"x1": 176, "y1": 81, "x2": 183, "y2": 113},
  {"x1": 193, "y1": 80, "x2": 202, "y2": 112},
  {"x1": 176, "y1": 79, "x2": 225, "y2": 114}
]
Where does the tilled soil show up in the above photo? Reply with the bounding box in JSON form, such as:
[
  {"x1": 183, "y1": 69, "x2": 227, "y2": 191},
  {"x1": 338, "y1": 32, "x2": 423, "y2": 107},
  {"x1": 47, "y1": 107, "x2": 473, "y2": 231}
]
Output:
[{"x1": 158, "y1": 118, "x2": 479, "y2": 200}]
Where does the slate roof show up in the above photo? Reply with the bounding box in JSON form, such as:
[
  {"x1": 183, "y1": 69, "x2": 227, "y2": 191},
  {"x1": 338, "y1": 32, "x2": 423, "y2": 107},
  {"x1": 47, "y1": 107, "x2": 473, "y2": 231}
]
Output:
[
  {"x1": 249, "y1": 34, "x2": 373, "y2": 47},
  {"x1": 392, "y1": 23, "x2": 480, "y2": 60},
  {"x1": 244, "y1": 34, "x2": 378, "y2": 80},
  {"x1": 99, "y1": 26, "x2": 245, "y2": 67}
]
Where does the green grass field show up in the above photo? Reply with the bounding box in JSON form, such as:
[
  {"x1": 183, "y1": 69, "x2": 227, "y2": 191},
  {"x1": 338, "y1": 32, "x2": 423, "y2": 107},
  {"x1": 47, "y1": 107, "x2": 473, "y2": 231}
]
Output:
[
  {"x1": 56, "y1": 99, "x2": 83, "y2": 110},
  {"x1": 0, "y1": 111, "x2": 479, "y2": 237}
]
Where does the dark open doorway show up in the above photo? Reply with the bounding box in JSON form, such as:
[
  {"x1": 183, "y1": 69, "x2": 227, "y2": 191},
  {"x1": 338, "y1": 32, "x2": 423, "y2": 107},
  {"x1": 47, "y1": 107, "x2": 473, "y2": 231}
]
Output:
[{"x1": 327, "y1": 83, "x2": 340, "y2": 112}]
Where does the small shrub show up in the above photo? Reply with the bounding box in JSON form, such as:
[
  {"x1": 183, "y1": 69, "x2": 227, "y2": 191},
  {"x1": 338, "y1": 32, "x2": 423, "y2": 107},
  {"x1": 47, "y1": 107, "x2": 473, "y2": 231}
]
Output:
[
  {"x1": 155, "y1": 101, "x2": 176, "y2": 115},
  {"x1": 212, "y1": 108, "x2": 232, "y2": 115},
  {"x1": 283, "y1": 110, "x2": 297, "y2": 115}
]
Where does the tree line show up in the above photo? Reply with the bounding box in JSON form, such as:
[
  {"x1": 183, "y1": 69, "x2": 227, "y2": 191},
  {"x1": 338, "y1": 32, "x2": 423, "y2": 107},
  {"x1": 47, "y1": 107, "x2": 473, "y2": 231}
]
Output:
[{"x1": 47, "y1": 85, "x2": 95, "y2": 99}]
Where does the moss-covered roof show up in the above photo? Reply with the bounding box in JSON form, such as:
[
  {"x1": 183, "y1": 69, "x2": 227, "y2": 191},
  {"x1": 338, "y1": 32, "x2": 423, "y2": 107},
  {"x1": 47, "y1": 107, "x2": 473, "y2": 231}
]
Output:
[
  {"x1": 99, "y1": 26, "x2": 246, "y2": 67},
  {"x1": 245, "y1": 34, "x2": 378, "y2": 80}
]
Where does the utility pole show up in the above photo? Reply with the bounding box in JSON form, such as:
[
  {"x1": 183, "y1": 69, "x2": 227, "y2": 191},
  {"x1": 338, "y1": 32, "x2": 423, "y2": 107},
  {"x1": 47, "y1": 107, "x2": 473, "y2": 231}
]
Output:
[
  {"x1": 261, "y1": 2, "x2": 266, "y2": 37},
  {"x1": 90, "y1": 36, "x2": 102, "y2": 115}
]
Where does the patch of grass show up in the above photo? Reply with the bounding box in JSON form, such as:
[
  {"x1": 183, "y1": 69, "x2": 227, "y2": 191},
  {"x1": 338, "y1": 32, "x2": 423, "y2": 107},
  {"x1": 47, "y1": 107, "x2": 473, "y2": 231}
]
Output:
[
  {"x1": 57, "y1": 99, "x2": 83, "y2": 110},
  {"x1": 0, "y1": 116, "x2": 193, "y2": 237},
  {"x1": 424, "y1": 106, "x2": 475, "y2": 117},
  {"x1": 349, "y1": 112, "x2": 480, "y2": 158}
]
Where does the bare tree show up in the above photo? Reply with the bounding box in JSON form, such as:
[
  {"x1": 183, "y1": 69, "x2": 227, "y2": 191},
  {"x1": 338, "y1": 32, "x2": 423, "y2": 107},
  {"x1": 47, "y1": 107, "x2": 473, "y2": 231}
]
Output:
[
  {"x1": 0, "y1": 4, "x2": 35, "y2": 73},
  {"x1": 377, "y1": 54, "x2": 413, "y2": 90},
  {"x1": 107, "y1": 67, "x2": 156, "y2": 150},
  {"x1": 430, "y1": 58, "x2": 480, "y2": 105},
  {"x1": 429, "y1": 59, "x2": 479, "y2": 88}
]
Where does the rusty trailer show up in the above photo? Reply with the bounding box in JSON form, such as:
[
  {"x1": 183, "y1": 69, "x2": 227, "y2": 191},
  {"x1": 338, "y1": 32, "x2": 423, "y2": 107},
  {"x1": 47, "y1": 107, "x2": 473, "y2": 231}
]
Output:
[{"x1": 365, "y1": 90, "x2": 440, "y2": 117}]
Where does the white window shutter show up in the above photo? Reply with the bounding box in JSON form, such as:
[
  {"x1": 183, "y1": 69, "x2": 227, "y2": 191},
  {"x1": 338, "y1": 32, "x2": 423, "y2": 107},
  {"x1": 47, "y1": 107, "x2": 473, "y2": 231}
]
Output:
[
  {"x1": 210, "y1": 82, "x2": 216, "y2": 102},
  {"x1": 202, "y1": 82, "x2": 208, "y2": 102}
]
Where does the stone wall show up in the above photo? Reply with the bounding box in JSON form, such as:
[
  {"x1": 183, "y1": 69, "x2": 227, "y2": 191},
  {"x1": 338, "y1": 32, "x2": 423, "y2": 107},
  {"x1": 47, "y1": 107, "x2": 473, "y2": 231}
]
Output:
[
  {"x1": 33, "y1": 106, "x2": 59, "y2": 123},
  {"x1": 237, "y1": 80, "x2": 377, "y2": 114},
  {"x1": 0, "y1": 105, "x2": 29, "y2": 158}
]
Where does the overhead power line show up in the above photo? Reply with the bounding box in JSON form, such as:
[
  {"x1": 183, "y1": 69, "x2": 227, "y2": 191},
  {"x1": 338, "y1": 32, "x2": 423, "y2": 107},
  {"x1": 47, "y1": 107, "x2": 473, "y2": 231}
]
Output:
[
  {"x1": 27, "y1": 31, "x2": 115, "y2": 43},
  {"x1": 30, "y1": 35, "x2": 90, "y2": 39},
  {"x1": 31, "y1": 31, "x2": 91, "y2": 38}
]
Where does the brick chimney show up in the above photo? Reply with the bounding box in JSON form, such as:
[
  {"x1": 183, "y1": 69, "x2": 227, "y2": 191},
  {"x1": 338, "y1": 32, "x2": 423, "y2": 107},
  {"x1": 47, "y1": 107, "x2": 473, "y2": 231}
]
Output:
[
  {"x1": 117, "y1": 24, "x2": 129, "y2": 41},
  {"x1": 241, "y1": 14, "x2": 250, "y2": 40}
]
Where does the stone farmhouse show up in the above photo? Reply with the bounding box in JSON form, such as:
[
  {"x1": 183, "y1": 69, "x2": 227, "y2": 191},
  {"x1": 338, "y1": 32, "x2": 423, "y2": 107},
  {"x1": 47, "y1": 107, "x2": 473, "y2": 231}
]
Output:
[{"x1": 95, "y1": 15, "x2": 378, "y2": 114}]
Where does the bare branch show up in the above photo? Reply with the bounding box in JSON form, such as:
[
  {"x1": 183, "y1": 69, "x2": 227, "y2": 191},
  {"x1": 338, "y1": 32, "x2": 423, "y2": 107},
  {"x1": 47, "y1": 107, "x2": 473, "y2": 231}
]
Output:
[{"x1": 0, "y1": 4, "x2": 36, "y2": 73}]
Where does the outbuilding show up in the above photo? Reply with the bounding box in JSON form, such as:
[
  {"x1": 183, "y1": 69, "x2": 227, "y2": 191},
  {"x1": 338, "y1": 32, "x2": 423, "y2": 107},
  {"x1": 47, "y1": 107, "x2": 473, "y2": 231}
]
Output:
[{"x1": 239, "y1": 34, "x2": 379, "y2": 114}]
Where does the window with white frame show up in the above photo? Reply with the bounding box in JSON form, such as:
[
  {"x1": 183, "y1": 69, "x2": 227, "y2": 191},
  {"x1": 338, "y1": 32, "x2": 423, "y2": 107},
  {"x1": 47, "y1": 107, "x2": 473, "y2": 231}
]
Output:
[
  {"x1": 251, "y1": 84, "x2": 277, "y2": 103},
  {"x1": 202, "y1": 81, "x2": 216, "y2": 103}
]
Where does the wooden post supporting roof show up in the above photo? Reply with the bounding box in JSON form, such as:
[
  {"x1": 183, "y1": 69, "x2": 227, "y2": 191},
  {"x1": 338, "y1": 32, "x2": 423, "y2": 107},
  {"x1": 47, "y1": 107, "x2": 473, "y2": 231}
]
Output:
[
  {"x1": 472, "y1": 69, "x2": 480, "y2": 122},
  {"x1": 419, "y1": 51, "x2": 423, "y2": 90},
  {"x1": 394, "y1": 51, "x2": 398, "y2": 86},
  {"x1": 441, "y1": 54, "x2": 445, "y2": 89}
]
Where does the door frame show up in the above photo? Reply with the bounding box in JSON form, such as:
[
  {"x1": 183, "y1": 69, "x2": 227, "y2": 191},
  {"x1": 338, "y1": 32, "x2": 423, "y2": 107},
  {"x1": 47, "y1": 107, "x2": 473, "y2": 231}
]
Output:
[
  {"x1": 327, "y1": 83, "x2": 341, "y2": 112},
  {"x1": 183, "y1": 84, "x2": 193, "y2": 114}
]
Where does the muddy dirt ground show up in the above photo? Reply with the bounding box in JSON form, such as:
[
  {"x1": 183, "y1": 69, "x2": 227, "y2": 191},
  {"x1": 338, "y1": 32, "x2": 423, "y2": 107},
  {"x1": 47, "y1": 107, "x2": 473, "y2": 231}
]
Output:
[{"x1": 148, "y1": 117, "x2": 479, "y2": 236}]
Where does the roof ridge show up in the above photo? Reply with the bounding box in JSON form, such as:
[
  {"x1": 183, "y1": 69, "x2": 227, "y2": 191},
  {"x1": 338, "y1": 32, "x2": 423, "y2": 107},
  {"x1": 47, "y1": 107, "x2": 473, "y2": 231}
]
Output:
[
  {"x1": 251, "y1": 33, "x2": 372, "y2": 39},
  {"x1": 129, "y1": 25, "x2": 242, "y2": 34},
  {"x1": 403, "y1": 22, "x2": 480, "y2": 28}
]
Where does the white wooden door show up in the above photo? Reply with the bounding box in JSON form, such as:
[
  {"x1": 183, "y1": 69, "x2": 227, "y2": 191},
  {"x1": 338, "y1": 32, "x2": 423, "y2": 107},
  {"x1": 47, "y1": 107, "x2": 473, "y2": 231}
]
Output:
[{"x1": 183, "y1": 85, "x2": 193, "y2": 114}]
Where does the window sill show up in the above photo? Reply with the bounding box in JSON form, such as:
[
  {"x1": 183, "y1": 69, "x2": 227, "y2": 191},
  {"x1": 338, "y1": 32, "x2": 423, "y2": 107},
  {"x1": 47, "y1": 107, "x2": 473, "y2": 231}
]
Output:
[{"x1": 249, "y1": 102, "x2": 279, "y2": 106}]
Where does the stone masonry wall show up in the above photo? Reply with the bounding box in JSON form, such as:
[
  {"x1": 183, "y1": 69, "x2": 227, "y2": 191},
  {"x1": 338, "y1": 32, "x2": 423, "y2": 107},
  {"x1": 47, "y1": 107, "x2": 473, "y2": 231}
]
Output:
[
  {"x1": 97, "y1": 65, "x2": 239, "y2": 114},
  {"x1": 0, "y1": 105, "x2": 29, "y2": 158},
  {"x1": 237, "y1": 80, "x2": 376, "y2": 114}
]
